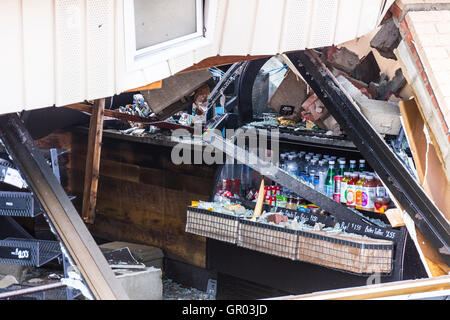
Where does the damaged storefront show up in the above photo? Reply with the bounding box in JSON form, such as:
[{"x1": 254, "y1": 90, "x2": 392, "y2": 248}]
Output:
[{"x1": 0, "y1": 0, "x2": 448, "y2": 301}]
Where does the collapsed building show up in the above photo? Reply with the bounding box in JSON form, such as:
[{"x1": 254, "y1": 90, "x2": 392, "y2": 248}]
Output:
[{"x1": 0, "y1": 0, "x2": 448, "y2": 300}]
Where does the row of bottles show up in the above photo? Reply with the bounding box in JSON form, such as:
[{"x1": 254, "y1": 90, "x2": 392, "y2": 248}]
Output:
[{"x1": 216, "y1": 152, "x2": 391, "y2": 213}]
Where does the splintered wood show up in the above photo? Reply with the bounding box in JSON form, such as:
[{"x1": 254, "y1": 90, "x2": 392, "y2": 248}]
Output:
[
  {"x1": 297, "y1": 230, "x2": 393, "y2": 274},
  {"x1": 237, "y1": 222, "x2": 298, "y2": 260},
  {"x1": 185, "y1": 208, "x2": 239, "y2": 244}
]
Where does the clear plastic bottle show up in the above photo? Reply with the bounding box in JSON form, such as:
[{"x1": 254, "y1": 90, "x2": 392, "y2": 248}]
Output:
[
  {"x1": 300, "y1": 155, "x2": 312, "y2": 181},
  {"x1": 359, "y1": 159, "x2": 366, "y2": 172},
  {"x1": 308, "y1": 159, "x2": 318, "y2": 184},
  {"x1": 285, "y1": 154, "x2": 298, "y2": 177},
  {"x1": 317, "y1": 160, "x2": 328, "y2": 194},
  {"x1": 349, "y1": 160, "x2": 357, "y2": 172}
]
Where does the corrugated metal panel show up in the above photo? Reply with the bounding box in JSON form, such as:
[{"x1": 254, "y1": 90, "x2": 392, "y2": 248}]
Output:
[
  {"x1": 280, "y1": 0, "x2": 314, "y2": 52},
  {"x1": 0, "y1": 0, "x2": 24, "y2": 110},
  {"x1": 0, "y1": 0, "x2": 393, "y2": 114},
  {"x1": 54, "y1": 0, "x2": 87, "y2": 106},
  {"x1": 86, "y1": 0, "x2": 115, "y2": 100},
  {"x1": 22, "y1": 0, "x2": 55, "y2": 109},
  {"x1": 250, "y1": 0, "x2": 285, "y2": 55}
]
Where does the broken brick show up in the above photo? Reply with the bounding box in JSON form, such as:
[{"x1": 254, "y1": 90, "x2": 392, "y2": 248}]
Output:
[
  {"x1": 370, "y1": 18, "x2": 401, "y2": 60},
  {"x1": 322, "y1": 46, "x2": 360, "y2": 74},
  {"x1": 351, "y1": 51, "x2": 381, "y2": 85},
  {"x1": 266, "y1": 214, "x2": 288, "y2": 225}
]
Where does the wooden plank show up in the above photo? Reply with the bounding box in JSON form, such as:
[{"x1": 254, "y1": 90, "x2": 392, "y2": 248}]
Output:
[
  {"x1": 399, "y1": 98, "x2": 450, "y2": 275},
  {"x1": 82, "y1": 99, "x2": 105, "y2": 224},
  {"x1": 275, "y1": 275, "x2": 450, "y2": 300},
  {"x1": 124, "y1": 80, "x2": 162, "y2": 92},
  {"x1": 0, "y1": 114, "x2": 128, "y2": 300}
]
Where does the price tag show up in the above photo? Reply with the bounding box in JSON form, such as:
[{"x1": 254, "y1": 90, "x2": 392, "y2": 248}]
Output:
[{"x1": 3, "y1": 168, "x2": 25, "y2": 189}]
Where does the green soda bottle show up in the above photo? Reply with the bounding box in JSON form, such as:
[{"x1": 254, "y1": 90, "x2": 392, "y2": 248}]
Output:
[{"x1": 324, "y1": 160, "x2": 336, "y2": 199}]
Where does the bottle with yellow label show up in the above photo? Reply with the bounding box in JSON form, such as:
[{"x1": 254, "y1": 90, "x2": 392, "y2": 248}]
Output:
[
  {"x1": 355, "y1": 174, "x2": 366, "y2": 210},
  {"x1": 340, "y1": 172, "x2": 350, "y2": 205}
]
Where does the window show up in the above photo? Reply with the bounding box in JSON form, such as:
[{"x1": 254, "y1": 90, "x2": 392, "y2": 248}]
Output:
[{"x1": 124, "y1": 0, "x2": 211, "y2": 70}]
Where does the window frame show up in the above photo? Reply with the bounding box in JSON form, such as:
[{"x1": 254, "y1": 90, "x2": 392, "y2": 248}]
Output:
[{"x1": 124, "y1": 0, "x2": 212, "y2": 71}]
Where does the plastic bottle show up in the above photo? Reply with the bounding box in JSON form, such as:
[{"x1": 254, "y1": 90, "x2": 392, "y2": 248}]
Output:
[
  {"x1": 375, "y1": 174, "x2": 386, "y2": 198},
  {"x1": 308, "y1": 159, "x2": 319, "y2": 184},
  {"x1": 355, "y1": 174, "x2": 366, "y2": 210},
  {"x1": 333, "y1": 160, "x2": 346, "y2": 203},
  {"x1": 359, "y1": 159, "x2": 366, "y2": 172},
  {"x1": 286, "y1": 154, "x2": 298, "y2": 177},
  {"x1": 340, "y1": 172, "x2": 351, "y2": 205},
  {"x1": 300, "y1": 155, "x2": 312, "y2": 181},
  {"x1": 361, "y1": 175, "x2": 376, "y2": 211},
  {"x1": 317, "y1": 160, "x2": 328, "y2": 194},
  {"x1": 296, "y1": 152, "x2": 305, "y2": 173},
  {"x1": 349, "y1": 160, "x2": 357, "y2": 172},
  {"x1": 346, "y1": 173, "x2": 359, "y2": 208},
  {"x1": 324, "y1": 160, "x2": 336, "y2": 199},
  {"x1": 279, "y1": 153, "x2": 288, "y2": 170}
]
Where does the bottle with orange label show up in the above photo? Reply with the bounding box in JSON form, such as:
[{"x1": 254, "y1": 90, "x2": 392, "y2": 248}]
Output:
[
  {"x1": 340, "y1": 172, "x2": 350, "y2": 205},
  {"x1": 346, "y1": 172, "x2": 359, "y2": 208},
  {"x1": 355, "y1": 174, "x2": 366, "y2": 210}
]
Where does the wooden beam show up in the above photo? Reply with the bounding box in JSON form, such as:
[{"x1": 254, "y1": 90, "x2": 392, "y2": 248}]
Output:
[
  {"x1": 0, "y1": 113, "x2": 128, "y2": 300},
  {"x1": 82, "y1": 99, "x2": 105, "y2": 224},
  {"x1": 63, "y1": 103, "x2": 194, "y2": 133},
  {"x1": 272, "y1": 275, "x2": 450, "y2": 300},
  {"x1": 64, "y1": 103, "x2": 157, "y2": 124}
]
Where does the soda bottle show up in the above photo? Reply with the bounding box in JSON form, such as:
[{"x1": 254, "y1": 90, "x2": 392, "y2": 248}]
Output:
[
  {"x1": 333, "y1": 160, "x2": 346, "y2": 203},
  {"x1": 359, "y1": 159, "x2": 366, "y2": 172},
  {"x1": 355, "y1": 174, "x2": 366, "y2": 210},
  {"x1": 324, "y1": 160, "x2": 336, "y2": 199},
  {"x1": 346, "y1": 173, "x2": 359, "y2": 208},
  {"x1": 340, "y1": 172, "x2": 351, "y2": 205}
]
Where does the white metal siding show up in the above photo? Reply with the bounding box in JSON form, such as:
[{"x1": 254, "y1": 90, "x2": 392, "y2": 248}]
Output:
[{"x1": 0, "y1": 0, "x2": 393, "y2": 114}]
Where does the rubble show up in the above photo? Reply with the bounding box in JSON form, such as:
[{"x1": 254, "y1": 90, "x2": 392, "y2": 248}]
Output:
[
  {"x1": 370, "y1": 18, "x2": 401, "y2": 60},
  {"x1": 351, "y1": 51, "x2": 381, "y2": 84},
  {"x1": 322, "y1": 46, "x2": 360, "y2": 74},
  {"x1": 337, "y1": 75, "x2": 402, "y2": 136},
  {"x1": 163, "y1": 278, "x2": 214, "y2": 300}
]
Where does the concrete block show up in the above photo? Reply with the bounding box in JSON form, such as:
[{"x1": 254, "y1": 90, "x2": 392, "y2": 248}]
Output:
[
  {"x1": 0, "y1": 275, "x2": 18, "y2": 289},
  {"x1": 337, "y1": 75, "x2": 402, "y2": 135},
  {"x1": 99, "y1": 241, "x2": 164, "y2": 269},
  {"x1": 0, "y1": 264, "x2": 28, "y2": 282},
  {"x1": 115, "y1": 267, "x2": 162, "y2": 300}
]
